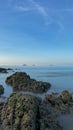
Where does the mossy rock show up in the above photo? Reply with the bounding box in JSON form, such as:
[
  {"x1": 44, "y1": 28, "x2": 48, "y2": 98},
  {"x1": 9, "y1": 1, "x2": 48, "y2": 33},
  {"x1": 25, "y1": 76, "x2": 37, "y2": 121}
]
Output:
[
  {"x1": 61, "y1": 90, "x2": 72, "y2": 104},
  {"x1": 0, "y1": 85, "x2": 4, "y2": 95},
  {"x1": 6, "y1": 72, "x2": 51, "y2": 93},
  {"x1": 39, "y1": 103, "x2": 63, "y2": 130},
  {"x1": 1, "y1": 93, "x2": 41, "y2": 130}
]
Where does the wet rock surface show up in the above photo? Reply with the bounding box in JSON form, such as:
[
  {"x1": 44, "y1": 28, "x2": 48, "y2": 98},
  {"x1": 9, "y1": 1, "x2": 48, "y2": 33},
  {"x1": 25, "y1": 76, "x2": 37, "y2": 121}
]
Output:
[
  {"x1": 0, "y1": 102, "x2": 4, "y2": 123},
  {"x1": 0, "y1": 85, "x2": 4, "y2": 95},
  {"x1": 6, "y1": 72, "x2": 51, "y2": 93},
  {"x1": 1, "y1": 93, "x2": 63, "y2": 130},
  {"x1": 1, "y1": 93, "x2": 41, "y2": 130},
  {"x1": 45, "y1": 90, "x2": 73, "y2": 114}
]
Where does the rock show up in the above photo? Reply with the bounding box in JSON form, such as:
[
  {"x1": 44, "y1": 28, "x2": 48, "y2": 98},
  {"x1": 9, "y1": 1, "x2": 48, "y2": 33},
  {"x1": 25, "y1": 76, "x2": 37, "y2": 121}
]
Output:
[
  {"x1": 0, "y1": 68, "x2": 7, "y2": 73},
  {"x1": 1, "y1": 93, "x2": 63, "y2": 130},
  {"x1": 1, "y1": 93, "x2": 41, "y2": 130},
  {"x1": 61, "y1": 90, "x2": 72, "y2": 104},
  {"x1": 0, "y1": 102, "x2": 4, "y2": 123},
  {"x1": 6, "y1": 72, "x2": 51, "y2": 93},
  {"x1": 45, "y1": 90, "x2": 73, "y2": 114},
  {"x1": 0, "y1": 85, "x2": 4, "y2": 95},
  {"x1": 39, "y1": 103, "x2": 63, "y2": 130}
]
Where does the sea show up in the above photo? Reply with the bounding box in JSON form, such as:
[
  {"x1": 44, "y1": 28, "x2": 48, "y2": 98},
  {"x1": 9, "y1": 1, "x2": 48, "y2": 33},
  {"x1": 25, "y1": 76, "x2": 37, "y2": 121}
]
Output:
[
  {"x1": 0, "y1": 65, "x2": 73, "y2": 98},
  {"x1": 0, "y1": 65, "x2": 73, "y2": 130}
]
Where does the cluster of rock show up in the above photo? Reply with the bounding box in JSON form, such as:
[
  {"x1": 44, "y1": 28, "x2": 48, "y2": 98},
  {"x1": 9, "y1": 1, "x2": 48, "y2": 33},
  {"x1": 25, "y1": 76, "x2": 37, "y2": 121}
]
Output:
[
  {"x1": 6, "y1": 72, "x2": 51, "y2": 93},
  {"x1": 1, "y1": 93, "x2": 63, "y2": 130},
  {"x1": 0, "y1": 68, "x2": 13, "y2": 73},
  {"x1": 45, "y1": 90, "x2": 73, "y2": 114},
  {"x1": 0, "y1": 71, "x2": 73, "y2": 130},
  {"x1": 0, "y1": 68, "x2": 7, "y2": 73}
]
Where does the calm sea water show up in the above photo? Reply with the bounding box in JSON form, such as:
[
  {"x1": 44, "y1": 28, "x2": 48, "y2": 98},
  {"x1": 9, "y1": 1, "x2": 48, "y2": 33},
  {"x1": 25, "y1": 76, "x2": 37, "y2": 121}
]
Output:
[{"x1": 0, "y1": 65, "x2": 73, "y2": 98}]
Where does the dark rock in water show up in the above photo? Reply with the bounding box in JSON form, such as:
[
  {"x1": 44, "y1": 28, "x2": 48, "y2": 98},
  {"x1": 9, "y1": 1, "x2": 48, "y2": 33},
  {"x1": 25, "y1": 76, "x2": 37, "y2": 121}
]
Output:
[
  {"x1": 6, "y1": 72, "x2": 51, "y2": 93},
  {"x1": 39, "y1": 103, "x2": 63, "y2": 130},
  {"x1": 0, "y1": 85, "x2": 4, "y2": 95},
  {"x1": 0, "y1": 68, "x2": 13, "y2": 73},
  {"x1": 45, "y1": 90, "x2": 73, "y2": 114},
  {"x1": 1, "y1": 93, "x2": 41, "y2": 130},
  {"x1": 0, "y1": 102, "x2": 4, "y2": 123},
  {"x1": 61, "y1": 90, "x2": 72, "y2": 104},
  {"x1": 1, "y1": 93, "x2": 63, "y2": 130},
  {"x1": 0, "y1": 68, "x2": 7, "y2": 73}
]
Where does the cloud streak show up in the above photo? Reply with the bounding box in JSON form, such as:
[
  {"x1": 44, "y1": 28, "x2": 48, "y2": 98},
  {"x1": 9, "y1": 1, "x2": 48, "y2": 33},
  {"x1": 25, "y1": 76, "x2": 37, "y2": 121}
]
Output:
[
  {"x1": 11, "y1": 0, "x2": 73, "y2": 32},
  {"x1": 29, "y1": 0, "x2": 48, "y2": 17},
  {"x1": 15, "y1": 6, "x2": 30, "y2": 12}
]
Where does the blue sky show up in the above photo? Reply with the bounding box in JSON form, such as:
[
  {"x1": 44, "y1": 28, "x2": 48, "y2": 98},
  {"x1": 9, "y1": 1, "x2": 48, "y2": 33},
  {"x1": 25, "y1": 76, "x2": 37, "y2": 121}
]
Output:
[{"x1": 0, "y1": 0, "x2": 73, "y2": 66}]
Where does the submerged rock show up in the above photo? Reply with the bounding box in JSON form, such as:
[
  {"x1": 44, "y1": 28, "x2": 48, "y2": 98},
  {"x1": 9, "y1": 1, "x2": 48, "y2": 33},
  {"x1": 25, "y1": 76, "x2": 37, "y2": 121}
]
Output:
[
  {"x1": 6, "y1": 72, "x2": 51, "y2": 93},
  {"x1": 0, "y1": 85, "x2": 4, "y2": 95}
]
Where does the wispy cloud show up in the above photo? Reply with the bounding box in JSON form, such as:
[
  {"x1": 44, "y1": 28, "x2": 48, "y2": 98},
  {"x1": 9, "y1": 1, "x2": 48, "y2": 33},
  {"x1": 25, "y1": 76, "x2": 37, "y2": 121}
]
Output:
[
  {"x1": 10, "y1": 0, "x2": 73, "y2": 32},
  {"x1": 15, "y1": 6, "x2": 30, "y2": 12},
  {"x1": 29, "y1": 0, "x2": 48, "y2": 17}
]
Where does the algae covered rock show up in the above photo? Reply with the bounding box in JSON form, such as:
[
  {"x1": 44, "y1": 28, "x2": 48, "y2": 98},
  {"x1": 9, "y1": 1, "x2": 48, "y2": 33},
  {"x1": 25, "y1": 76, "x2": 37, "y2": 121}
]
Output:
[
  {"x1": 0, "y1": 102, "x2": 4, "y2": 123},
  {"x1": 0, "y1": 85, "x2": 4, "y2": 95},
  {"x1": 45, "y1": 90, "x2": 73, "y2": 114},
  {"x1": 6, "y1": 72, "x2": 51, "y2": 93},
  {"x1": 1, "y1": 93, "x2": 63, "y2": 130},
  {"x1": 1, "y1": 93, "x2": 41, "y2": 130},
  {"x1": 39, "y1": 103, "x2": 63, "y2": 130},
  {"x1": 61, "y1": 90, "x2": 72, "y2": 104}
]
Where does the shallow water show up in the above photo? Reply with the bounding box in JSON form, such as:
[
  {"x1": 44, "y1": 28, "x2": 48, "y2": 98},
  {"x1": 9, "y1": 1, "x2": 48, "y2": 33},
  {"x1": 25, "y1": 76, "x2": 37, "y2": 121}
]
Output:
[{"x1": 58, "y1": 112, "x2": 73, "y2": 130}]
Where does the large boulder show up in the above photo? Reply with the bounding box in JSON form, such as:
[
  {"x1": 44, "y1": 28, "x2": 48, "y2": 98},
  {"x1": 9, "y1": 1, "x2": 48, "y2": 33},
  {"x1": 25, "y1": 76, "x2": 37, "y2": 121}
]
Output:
[
  {"x1": 1, "y1": 93, "x2": 41, "y2": 130},
  {"x1": 0, "y1": 85, "x2": 4, "y2": 95},
  {"x1": 6, "y1": 72, "x2": 51, "y2": 93}
]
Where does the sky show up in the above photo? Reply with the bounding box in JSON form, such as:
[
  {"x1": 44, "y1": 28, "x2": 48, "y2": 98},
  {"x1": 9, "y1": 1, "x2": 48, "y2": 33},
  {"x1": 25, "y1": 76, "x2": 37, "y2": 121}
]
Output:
[{"x1": 0, "y1": 0, "x2": 73, "y2": 66}]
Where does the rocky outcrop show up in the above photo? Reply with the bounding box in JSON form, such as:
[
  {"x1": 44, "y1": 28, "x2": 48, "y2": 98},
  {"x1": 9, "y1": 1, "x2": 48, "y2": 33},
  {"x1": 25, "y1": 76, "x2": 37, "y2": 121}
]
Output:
[
  {"x1": 6, "y1": 72, "x2": 51, "y2": 93},
  {"x1": 0, "y1": 68, "x2": 13, "y2": 73},
  {"x1": 39, "y1": 103, "x2": 63, "y2": 130},
  {"x1": 0, "y1": 102, "x2": 4, "y2": 123},
  {"x1": 45, "y1": 90, "x2": 73, "y2": 114},
  {"x1": 1, "y1": 93, "x2": 41, "y2": 130},
  {"x1": 1, "y1": 93, "x2": 63, "y2": 130},
  {"x1": 0, "y1": 85, "x2": 4, "y2": 95},
  {"x1": 0, "y1": 68, "x2": 7, "y2": 73}
]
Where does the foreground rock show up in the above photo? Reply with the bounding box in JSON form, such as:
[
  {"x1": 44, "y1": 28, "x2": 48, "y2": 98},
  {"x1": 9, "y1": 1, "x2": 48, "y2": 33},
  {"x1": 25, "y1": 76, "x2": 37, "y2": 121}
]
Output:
[
  {"x1": 0, "y1": 85, "x2": 4, "y2": 95},
  {"x1": 45, "y1": 90, "x2": 73, "y2": 114},
  {"x1": 6, "y1": 72, "x2": 51, "y2": 93},
  {"x1": 39, "y1": 103, "x2": 63, "y2": 130},
  {"x1": 1, "y1": 93, "x2": 40, "y2": 130},
  {"x1": 0, "y1": 102, "x2": 4, "y2": 123},
  {"x1": 1, "y1": 93, "x2": 63, "y2": 130}
]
